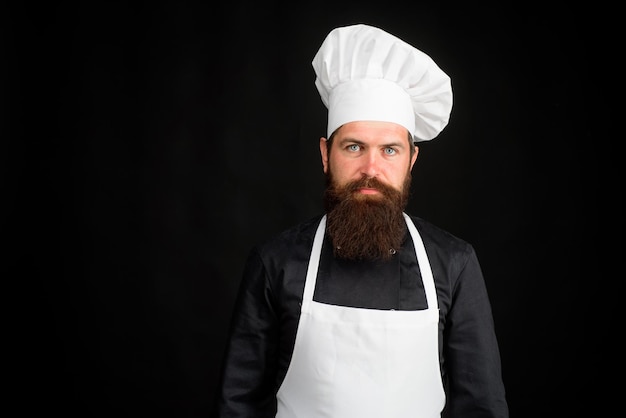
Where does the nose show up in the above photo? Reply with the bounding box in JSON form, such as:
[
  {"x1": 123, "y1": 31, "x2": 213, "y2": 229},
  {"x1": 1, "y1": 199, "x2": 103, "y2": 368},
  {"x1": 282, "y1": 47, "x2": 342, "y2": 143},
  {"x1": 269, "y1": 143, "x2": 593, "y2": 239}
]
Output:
[{"x1": 360, "y1": 150, "x2": 380, "y2": 178}]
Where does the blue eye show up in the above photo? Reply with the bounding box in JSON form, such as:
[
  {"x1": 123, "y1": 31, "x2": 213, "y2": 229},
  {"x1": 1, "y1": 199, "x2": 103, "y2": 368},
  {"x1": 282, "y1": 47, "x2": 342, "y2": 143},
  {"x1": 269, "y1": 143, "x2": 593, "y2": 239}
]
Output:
[
  {"x1": 348, "y1": 144, "x2": 361, "y2": 152},
  {"x1": 384, "y1": 148, "x2": 396, "y2": 155}
]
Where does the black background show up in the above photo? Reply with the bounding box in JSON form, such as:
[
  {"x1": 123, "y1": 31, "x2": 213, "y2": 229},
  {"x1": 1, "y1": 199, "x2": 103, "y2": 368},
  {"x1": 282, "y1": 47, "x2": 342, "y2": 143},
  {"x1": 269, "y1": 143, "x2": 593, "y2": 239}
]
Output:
[{"x1": 3, "y1": 1, "x2": 617, "y2": 416}]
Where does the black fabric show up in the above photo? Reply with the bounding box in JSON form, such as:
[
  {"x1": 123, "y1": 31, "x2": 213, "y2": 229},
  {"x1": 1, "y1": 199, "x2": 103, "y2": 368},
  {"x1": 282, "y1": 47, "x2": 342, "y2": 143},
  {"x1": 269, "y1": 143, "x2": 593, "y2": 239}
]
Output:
[
  {"x1": 315, "y1": 226, "x2": 426, "y2": 310},
  {"x1": 213, "y1": 213, "x2": 508, "y2": 417}
]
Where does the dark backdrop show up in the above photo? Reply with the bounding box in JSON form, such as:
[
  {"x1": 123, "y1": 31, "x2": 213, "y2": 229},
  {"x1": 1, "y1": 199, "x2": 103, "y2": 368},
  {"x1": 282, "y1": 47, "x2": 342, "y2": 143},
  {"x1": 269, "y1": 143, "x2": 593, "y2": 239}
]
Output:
[{"x1": 4, "y1": 1, "x2": 616, "y2": 417}]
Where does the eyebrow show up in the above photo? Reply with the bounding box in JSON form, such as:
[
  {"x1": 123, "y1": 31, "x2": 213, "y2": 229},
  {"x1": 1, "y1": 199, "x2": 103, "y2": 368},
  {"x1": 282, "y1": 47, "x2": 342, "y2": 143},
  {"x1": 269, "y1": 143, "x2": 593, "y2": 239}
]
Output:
[{"x1": 337, "y1": 137, "x2": 407, "y2": 149}]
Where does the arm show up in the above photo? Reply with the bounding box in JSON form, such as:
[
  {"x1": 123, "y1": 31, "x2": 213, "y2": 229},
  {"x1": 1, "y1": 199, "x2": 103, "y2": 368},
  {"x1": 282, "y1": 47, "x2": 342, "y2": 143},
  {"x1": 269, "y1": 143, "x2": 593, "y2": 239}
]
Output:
[
  {"x1": 213, "y1": 248, "x2": 279, "y2": 418},
  {"x1": 442, "y1": 247, "x2": 509, "y2": 418}
]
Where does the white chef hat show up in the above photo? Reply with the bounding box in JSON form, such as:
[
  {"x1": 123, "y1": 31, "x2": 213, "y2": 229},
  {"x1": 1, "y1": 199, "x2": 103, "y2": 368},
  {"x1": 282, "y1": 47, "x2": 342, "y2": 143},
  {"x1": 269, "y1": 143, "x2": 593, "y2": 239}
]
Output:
[{"x1": 312, "y1": 24, "x2": 453, "y2": 143}]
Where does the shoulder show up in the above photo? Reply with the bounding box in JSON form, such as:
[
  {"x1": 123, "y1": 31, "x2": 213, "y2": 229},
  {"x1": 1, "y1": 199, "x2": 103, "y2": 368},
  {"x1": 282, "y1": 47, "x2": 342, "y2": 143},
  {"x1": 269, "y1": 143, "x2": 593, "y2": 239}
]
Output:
[
  {"x1": 406, "y1": 214, "x2": 474, "y2": 253},
  {"x1": 405, "y1": 214, "x2": 487, "y2": 308},
  {"x1": 405, "y1": 213, "x2": 478, "y2": 272},
  {"x1": 249, "y1": 214, "x2": 324, "y2": 271},
  {"x1": 237, "y1": 215, "x2": 324, "y2": 304},
  {"x1": 257, "y1": 215, "x2": 323, "y2": 252}
]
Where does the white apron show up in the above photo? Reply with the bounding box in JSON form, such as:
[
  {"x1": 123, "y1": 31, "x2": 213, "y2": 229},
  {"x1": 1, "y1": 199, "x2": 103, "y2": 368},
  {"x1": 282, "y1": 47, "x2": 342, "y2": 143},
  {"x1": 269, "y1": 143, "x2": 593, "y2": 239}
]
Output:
[{"x1": 276, "y1": 213, "x2": 445, "y2": 418}]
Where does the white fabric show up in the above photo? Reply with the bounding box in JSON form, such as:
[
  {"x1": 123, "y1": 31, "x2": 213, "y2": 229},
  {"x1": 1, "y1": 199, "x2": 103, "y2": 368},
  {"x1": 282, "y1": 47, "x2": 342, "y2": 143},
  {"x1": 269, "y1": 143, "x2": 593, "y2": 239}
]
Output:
[
  {"x1": 312, "y1": 24, "x2": 453, "y2": 142},
  {"x1": 276, "y1": 214, "x2": 446, "y2": 417}
]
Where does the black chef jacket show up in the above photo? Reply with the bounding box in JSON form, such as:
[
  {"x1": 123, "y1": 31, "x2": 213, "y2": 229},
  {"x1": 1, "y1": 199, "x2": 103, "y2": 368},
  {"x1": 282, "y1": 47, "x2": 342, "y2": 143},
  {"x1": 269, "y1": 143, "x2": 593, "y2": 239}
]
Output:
[{"x1": 214, "y1": 213, "x2": 509, "y2": 418}]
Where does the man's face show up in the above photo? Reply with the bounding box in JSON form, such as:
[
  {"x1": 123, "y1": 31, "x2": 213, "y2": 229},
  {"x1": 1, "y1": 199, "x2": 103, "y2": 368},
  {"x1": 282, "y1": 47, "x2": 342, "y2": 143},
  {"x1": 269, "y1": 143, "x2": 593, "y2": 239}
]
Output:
[
  {"x1": 319, "y1": 121, "x2": 418, "y2": 196},
  {"x1": 319, "y1": 121, "x2": 418, "y2": 260}
]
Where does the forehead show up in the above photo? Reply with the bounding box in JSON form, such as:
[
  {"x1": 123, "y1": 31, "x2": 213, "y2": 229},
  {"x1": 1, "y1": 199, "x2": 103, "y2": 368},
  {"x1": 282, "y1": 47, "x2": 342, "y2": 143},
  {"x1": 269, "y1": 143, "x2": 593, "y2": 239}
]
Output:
[{"x1": 333, "y1": 121, "x2": 410, "y2": 144}]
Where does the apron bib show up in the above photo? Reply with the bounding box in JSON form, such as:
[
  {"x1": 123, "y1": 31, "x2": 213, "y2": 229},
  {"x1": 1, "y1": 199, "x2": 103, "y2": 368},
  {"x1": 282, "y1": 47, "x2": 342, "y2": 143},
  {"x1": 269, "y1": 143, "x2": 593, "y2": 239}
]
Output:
[{"x1": 276, "y1": 213, "x2": 445, "y2": 418}]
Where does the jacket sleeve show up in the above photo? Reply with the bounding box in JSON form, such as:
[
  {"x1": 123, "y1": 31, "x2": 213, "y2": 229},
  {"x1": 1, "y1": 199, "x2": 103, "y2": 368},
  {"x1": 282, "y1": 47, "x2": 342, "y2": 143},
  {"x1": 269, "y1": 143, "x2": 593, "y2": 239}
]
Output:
[
  {"x1": 213, "y1": 248, "x2": 279, "y2": 418},
  {"x1": 442, "y1": 246, "x2": 509, "y2": 418}
]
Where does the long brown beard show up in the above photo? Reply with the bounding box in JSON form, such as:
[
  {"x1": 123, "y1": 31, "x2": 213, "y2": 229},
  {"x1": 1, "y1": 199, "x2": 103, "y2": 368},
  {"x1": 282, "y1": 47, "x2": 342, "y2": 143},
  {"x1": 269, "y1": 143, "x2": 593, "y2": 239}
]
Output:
[{"x1": 324, "y1": 172, "x2": 412, "y2": 261}]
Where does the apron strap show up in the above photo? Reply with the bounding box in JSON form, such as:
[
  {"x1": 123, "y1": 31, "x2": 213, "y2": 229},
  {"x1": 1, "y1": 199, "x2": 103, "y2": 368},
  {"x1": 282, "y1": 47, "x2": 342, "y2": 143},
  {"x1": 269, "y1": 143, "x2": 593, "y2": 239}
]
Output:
[
  {"x1": 404, "y1": 213, "x2": 438, "y2": 310},
  {"x1": 301, "y1": 215, "x2": 327, "y2": 308}
]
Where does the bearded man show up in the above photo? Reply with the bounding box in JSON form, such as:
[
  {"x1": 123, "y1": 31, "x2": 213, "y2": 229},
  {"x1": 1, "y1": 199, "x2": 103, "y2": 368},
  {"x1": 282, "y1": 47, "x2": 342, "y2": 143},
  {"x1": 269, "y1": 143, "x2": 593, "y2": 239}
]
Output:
[
  {"x1": 322, "y1": 122, "x2": 415, "y2": 262},
  {"x1": 213, "y1": 24, "x2": 509, "y2": 418}
]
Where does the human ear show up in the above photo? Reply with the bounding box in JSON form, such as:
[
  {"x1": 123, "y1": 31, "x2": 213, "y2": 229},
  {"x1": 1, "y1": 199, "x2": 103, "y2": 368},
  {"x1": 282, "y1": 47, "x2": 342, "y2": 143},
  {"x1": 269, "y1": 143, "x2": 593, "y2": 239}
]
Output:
[
  {"x1": 319, "y1": 137, "x2": 329, "y2": 174},
  {"x1": 409, "y1": 145, "x2": 419, "y2": 171}
]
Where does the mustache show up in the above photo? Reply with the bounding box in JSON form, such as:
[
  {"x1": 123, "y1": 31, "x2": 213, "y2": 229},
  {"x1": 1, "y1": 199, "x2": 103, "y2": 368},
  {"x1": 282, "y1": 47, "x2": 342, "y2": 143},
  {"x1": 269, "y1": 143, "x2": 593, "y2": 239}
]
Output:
[{"x1": 343, "y1": 176, "x2": 399, "y2": 199}]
